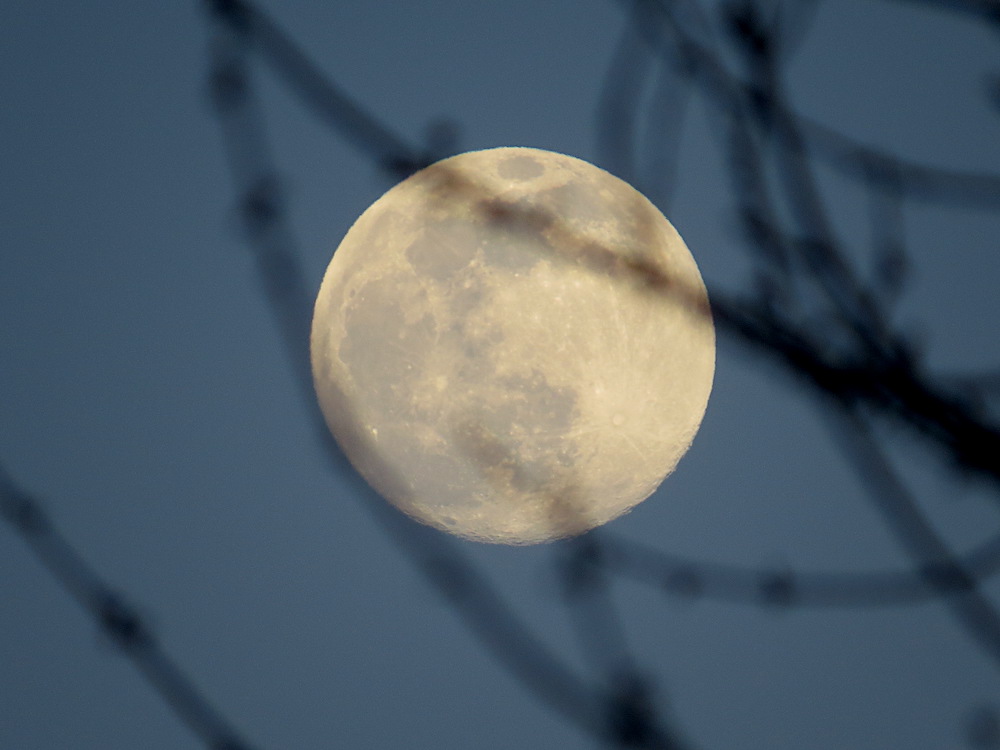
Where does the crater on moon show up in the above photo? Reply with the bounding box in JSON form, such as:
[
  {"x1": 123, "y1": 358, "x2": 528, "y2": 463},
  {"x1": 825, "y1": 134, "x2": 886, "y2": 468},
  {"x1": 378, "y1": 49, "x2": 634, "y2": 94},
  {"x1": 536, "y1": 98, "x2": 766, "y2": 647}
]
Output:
[{"x1": 311, "y1": 147, "x2": 715, "y2": 544}]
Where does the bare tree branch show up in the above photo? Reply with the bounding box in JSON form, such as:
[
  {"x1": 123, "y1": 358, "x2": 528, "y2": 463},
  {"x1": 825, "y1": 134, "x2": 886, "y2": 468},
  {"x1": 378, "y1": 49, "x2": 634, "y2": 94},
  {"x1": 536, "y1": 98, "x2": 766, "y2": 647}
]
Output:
[{"x1": 0, "y1": 462, "x2": 262, "y2": 750}]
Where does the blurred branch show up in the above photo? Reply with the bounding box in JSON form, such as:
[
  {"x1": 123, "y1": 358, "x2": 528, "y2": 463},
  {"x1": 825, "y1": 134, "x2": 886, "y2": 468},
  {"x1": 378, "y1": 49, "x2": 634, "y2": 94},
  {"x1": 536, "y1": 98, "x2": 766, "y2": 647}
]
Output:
[
  {"x1": 7, "y1": 0, "x2": 999, "y2": 747},
  {"x1": 597, "y1": 0, "x2": 695, "y2": 209},
  {"x1": 827, "y1": 406, "x2": 1000, "y2": 669},
  {"x1": 614, "y1": 0, "x2": 1000, "y2": 680},
  {"x1": 639, "y1": 59, "x2": 695, "y2": 210},
  {"x1": 599, "y1": 529, "x2": 1000, "y2": 608},
  {"x1": 801, "y1": 115, "x2": 1000, "y2": 209},
  {"x1": 207, "y1": 0, "x2": 429, "y2": 178},
  {"x1": 0, "y1": 462, "x2": 262, "y2": 750},
  {"x1": 625, "y1": 0, "x2": 1000, "y2": 488},
  {"x1": 597, "y1": 0, "x2": 657, "y2": 185},
  {"x1": 207, "y1": 0, "x2": 1000, "y2": 688},
  {"x1": 882, "y1": 0, "x2": 1000, "y2": 27},
  {"x1": 769, "y1": 0, "x2": 824, "y2": 61},
  {"x1": 864, "y1": 156, "x2": 908, "y2": 307},
  {"x1": 949, "y1": 369, "x2": 1000, "y2": 400},
  {"x1": 206, "y1": 10, "x2": 317, "y2": 404},
  {"x1": 712, "y1": 288, "x2": 1000, "y2": 484},
  {"x1": 204, "y1": 6, "x2": 695, "y2": 747}
]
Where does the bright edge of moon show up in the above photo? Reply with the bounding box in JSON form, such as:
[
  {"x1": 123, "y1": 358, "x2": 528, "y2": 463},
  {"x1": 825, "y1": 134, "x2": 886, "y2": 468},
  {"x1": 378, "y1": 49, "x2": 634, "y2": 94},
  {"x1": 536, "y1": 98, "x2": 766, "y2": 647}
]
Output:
[{"x1": 310, "y1": 147, "x2": 715, "y2": 545}]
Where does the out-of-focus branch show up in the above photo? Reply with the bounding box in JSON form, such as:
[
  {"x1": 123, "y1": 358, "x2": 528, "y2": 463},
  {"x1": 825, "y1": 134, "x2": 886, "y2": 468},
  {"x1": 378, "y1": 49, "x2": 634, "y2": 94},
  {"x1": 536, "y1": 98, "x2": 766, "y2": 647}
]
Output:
[
  {"x1": 863, "y1": 155, "x2": 908, "y2": 308},
  {"x1": 0, "y1": 462, "x2": 262, "y2": 750},
  {"x1": 597, "y1": 1, "x2": 656, "y2": 185},
  {"x1": 598, "y1": 529, "x2": 1000, "y2": 608},
  {"x1": 711, "y1": 290, "x2": 1000, "y2": 485},
  {"x1": 625, "y1": 0, "x2": 1000, "y2": 488},
  {"x1": 605, "y1": 0, "x2": 1000, "y2": 681},
  {"x1": 204, "y1": 6, "x2": 696, "y2": 748},
  {"x1": 882, "y1": 0, "x2": 1000, "y2": 27},
  {"x1": 8, "y1": 0, "x2": 998, "y2": 747},
  {"x1": 800, "y1": 114, "x2": 1000, "y2": 209},
  {"x1": 207, "y1": 0, "x2": 429, "y2": 178},
  {"x1": 827, "y1": 406, "x2": 1000, "y2": 669},
  {"x1": 597, "y1": 0, "x2": 695, "y2": 210}
]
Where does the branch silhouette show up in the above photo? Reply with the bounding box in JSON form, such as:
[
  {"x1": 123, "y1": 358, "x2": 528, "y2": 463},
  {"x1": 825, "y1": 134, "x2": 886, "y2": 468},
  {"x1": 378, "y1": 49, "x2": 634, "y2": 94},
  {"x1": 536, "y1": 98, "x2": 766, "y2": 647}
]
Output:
[
  {"x1": 0, "y1": 463, "x2": 262, "y2": 750},
  {"x1": 3, "y1": 0, "x2": 998, "y2": 748},
  {"x1": 205, "y1": 3, "x2": 694, "y2": 746}
]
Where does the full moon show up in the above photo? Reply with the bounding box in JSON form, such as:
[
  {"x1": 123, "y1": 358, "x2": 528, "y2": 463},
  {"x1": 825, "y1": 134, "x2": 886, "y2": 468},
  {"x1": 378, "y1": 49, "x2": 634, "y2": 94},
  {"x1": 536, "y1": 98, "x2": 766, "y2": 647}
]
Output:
[{"x1": 311, "y1": 147, "x2": 714, "y2": 544}]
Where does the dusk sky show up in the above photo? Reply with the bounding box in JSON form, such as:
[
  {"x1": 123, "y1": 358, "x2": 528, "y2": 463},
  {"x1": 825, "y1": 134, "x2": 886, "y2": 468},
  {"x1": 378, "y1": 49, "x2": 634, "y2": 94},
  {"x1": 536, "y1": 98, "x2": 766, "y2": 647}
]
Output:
[{"x1": 2, "y1": 2, "x2": 999, "y2": 749}]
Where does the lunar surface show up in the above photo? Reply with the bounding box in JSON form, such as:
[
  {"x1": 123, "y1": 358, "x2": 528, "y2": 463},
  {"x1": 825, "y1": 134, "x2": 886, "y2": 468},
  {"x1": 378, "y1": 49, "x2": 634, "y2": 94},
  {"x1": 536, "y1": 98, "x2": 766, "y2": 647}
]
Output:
[{"x1": 311, "y1": 147, "x2": 714, "y2": 544}]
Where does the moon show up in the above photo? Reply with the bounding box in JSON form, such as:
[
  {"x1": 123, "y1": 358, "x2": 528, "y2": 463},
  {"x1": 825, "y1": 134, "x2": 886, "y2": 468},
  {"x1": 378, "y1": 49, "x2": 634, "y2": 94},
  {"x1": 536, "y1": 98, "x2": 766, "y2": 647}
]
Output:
[{"x1": 310, "y1": 147, "x2": 714, "y2": 544}]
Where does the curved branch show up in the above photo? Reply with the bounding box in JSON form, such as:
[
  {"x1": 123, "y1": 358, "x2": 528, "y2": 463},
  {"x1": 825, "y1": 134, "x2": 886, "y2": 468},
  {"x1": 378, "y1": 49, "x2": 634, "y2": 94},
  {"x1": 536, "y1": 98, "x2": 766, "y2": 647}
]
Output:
[
  {"x1": 597, "y1": 530, "x2": 1000, "y2": 608},
  {"x1": 799, "y1": 115, "x2": 1000, "y2": 209},
  {"x1": 209, "y1": 0, "x2": 426, "y2": 177},
  {"x1": 826, "y1": 406, "x2": 1000, "y2": 670},
  {"x1": 712, "y1": 292, "x2": 1000, "y2": 487},
  {"x1": 204, "y1": 7, "x2": 695, "y2": 747},
  {"x1": 0, "y1": 463, "x2": 262, "y2": 750}
]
